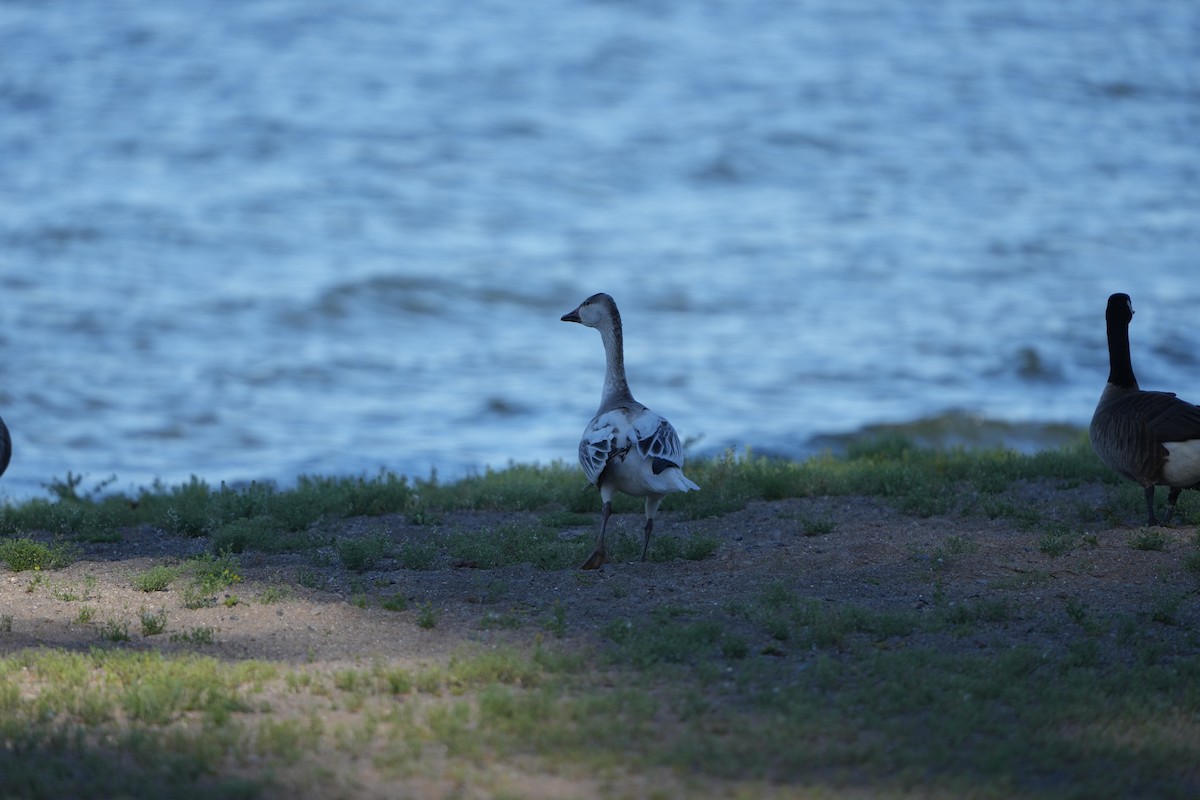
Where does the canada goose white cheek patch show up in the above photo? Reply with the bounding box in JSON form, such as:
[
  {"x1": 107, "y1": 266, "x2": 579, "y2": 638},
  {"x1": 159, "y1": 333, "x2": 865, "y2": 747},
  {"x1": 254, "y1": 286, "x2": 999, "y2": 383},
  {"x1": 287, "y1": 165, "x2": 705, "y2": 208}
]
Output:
[{"x1": 1162, "y1": 439, "x2": 1200, "y2": 485}]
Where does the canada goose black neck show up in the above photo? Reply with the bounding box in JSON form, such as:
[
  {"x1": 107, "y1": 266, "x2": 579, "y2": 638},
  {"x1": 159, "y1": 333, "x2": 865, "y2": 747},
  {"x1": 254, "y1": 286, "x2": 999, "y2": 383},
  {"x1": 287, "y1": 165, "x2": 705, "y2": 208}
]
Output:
[{"x1": 1104, "y1": 293, "x2": 1138, "y2": 390}]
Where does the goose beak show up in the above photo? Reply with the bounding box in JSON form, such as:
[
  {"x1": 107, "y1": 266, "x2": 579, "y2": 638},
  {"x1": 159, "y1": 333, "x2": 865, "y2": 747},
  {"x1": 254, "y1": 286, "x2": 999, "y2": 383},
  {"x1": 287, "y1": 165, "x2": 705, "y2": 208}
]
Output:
[{"x1": 561, "y1": 307, "x2": 582, "y2": 323}]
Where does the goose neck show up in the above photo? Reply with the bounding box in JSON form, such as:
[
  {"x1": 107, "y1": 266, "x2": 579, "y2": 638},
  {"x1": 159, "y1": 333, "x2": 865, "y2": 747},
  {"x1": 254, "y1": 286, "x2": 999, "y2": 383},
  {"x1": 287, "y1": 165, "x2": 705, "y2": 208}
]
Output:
[
  {"x1": 1106, "y1": 315, "x2": 1138, "y2": 390},
  {"x1": 597, "y1": 321, "x2": 633, "y2": 406}
]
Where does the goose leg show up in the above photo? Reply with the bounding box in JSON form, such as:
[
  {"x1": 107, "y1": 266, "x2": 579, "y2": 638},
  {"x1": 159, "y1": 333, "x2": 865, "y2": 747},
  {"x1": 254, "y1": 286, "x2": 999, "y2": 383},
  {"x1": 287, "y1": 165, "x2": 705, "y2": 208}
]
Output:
[
  {"x1": 640, "y1": 495, "x2": 664, "y2": 563},
  {"x1": 1143, "y1": 485, "x2": 1161, "y2": 527},
  {"x1": 639, "y1": 518, "x2": 654, "y2": 562},
  {"x1": 1161, "y1": 487, "x2": 1182, "y2": 525},
  {"x1": 580, "y1": 500, "x2": 612, "y2": 570}
]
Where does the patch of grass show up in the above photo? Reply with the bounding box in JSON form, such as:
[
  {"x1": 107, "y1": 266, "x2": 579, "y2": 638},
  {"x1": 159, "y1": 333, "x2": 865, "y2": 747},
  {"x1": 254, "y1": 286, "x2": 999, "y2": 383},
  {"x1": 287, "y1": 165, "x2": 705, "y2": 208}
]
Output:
[
  {"x1": 602, "y1": 609, "x2": 727, "y2": 668},
  {"x1": 257, "y1": 586, "x2": 289, "y2": 604},
  {"x1": 0, "y1": 538, "x2": 77, "y2": 571},
  {"x1": 798, "y1": 514, "x2": 837, "y2": 536},
  {"x1": 447, "y1": 522, "x2": 587, "y2": 570},
  {"x1": 682, "y1": 531, "x2": 720, "y2": 560},
  {"x1": 133, "y1": 564, "x2": 181, "y2": 592},
  {"x1": 209, "y1": 516, "x2": 319, "y2": 554},
  {"x1": 1129, "y1": 529, "x2": 1169, "y2": 552},
  {"x1": 1184, "y1": 551, "x2": 1200, "y2": 585},
  {"x1": 1039, "y1": 524, "x2": 1082, "y2": 557},
  {"x1": 169, "y1": 626, "x2": 216, "y2": 645},
  {"x1": 188, "y1": 552, "x2": 242, "y2": 594},
  {"x1": 542, "y1": 601, "x2": 567, "y2": 638},
  {"x1": 382, "y1": 594, "x2": 409, "y2": 612},
  {"x1": 296, "y1": 567, "x2": 321, "y2": 589},
  {"x1": 416, "y1": 603, "x2": 437, "y2": 629},
  {"x1": 479, "y1": 611, "x2": 523, "y2": 629},
  {"x1": 98, "y1": 619, "x2": 130, "y2": 642},
  {"x1": 140, "y1": 608, "x2": 167, "y2": 637},
  {"x1": 397, "y1": 539, "x2": 438, "y2": 570},
  {"x1": 941, "y1": 597, "x2": 1012, "y2": 626},
  {"x1": 337, "y1": 533, "x2": 391, "y2": 572}
]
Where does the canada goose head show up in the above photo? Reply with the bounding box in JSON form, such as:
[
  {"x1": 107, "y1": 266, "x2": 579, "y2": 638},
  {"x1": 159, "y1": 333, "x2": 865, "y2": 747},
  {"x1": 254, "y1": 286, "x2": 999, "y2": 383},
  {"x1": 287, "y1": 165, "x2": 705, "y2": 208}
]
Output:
[
  {"x1": 561, "y1": 293, "x2": 620, "y2": 331},
  {"x1": 1106, "y1": 293, "x2": 1133, "y2": 326}
]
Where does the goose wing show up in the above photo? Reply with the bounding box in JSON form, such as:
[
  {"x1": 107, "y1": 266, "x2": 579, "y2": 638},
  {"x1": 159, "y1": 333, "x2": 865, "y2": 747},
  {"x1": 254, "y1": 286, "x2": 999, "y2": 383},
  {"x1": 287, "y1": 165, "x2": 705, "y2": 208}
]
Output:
[
  {"x1": 628, "y1": 409, "x2": 687, "y2": 475},
  {"x1": 1105, "y1": 390, "x2": 1200, "y2": 444},
  {"x1": 578, "y1": 408, "x2": 631, "y2": 486},
  {"x1": 578, "y1": 403, "x2": 686, "y2": 485}
]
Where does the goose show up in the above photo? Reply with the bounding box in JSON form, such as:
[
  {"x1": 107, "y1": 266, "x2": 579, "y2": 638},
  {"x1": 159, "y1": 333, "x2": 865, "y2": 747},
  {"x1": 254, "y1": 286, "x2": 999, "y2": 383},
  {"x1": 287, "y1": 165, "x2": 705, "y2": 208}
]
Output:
[
  {"x1": 1089, "y1": 293, "x2": 1200, "y2": 526},
  {"x1": 561, "y1": 293, "x2": 700, "y2": 569},
  {"x1": 0, "y1": 414, "x2": 9, "y2": 479}
]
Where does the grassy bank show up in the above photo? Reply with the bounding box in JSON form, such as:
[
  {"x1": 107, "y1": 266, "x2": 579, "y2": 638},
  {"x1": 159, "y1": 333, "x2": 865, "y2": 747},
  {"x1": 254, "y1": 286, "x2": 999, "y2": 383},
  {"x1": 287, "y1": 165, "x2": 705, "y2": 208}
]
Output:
[
  {"x1": 0, "y1": 435, "x2": 1133, "y2": 550},
  {"x1": 2, "y1": 438, "x2": 1199, "y2": 799}
]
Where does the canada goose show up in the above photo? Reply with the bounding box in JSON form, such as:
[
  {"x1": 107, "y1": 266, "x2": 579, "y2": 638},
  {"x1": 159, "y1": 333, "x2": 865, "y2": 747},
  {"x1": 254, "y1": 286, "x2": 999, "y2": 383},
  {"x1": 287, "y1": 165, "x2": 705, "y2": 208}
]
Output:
[
  {"x1": 0, "y1": 414, "x2": 10, "y2": 479},
  {"x1": 1089, "y1": 293, "x2": 1200, "y2": 525},
  {"x1": 561, "y1": 293, "x2": 700, "y2": 569}
]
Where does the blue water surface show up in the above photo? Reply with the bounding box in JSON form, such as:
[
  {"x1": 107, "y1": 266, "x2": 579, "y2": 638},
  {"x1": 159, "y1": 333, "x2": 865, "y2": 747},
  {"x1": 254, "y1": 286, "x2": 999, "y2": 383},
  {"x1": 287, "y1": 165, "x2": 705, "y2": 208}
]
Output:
[{"x1": 0, "y1": 0, "x2": 1197, "y2": 499}]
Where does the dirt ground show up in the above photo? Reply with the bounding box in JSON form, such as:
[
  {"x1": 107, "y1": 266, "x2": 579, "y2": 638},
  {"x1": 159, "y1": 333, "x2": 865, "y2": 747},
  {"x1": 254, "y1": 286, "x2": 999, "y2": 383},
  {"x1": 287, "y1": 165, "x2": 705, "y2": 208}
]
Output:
[{"x1": 3, "y1": 479, "x2": 1198, "y2": 666}]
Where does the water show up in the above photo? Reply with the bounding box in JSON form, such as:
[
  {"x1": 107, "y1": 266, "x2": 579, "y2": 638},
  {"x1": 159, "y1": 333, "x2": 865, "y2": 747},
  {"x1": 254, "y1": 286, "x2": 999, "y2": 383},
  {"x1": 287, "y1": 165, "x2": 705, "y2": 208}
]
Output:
[{"x1": 1, "y1": 0, "x2": 1197, "y2": 501}]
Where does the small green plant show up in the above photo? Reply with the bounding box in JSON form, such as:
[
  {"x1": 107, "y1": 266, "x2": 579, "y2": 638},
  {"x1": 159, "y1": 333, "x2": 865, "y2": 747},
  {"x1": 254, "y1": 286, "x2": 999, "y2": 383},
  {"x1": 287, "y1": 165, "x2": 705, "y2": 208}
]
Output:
[
  {"x1": 682, "y1": 532, "x2": 720, "y2": 560},
  {"x1": 337, "y1": 534, "x2": 391, "y2": 572},
  {"x1": 382, "y1": 594, "x2": 409, "y2": 612},
  {"x1": 1038, "y1": 530, "x2": 1076, "y2": 557},
  {"x1": 74, "y1": 606, "x2": 96, "y2": 624},
  {"x1": 98, "y1": 619, "x2": 130, "y2": 642},
  {"x1": 170, "y1": 626, "x2": 216, "y2": 645},
  {"x1": 0, "y1": 614, "x2": 12, "y2": 632},
  {"x1": 1129, "y1": 529, "x2": 1168, "y2": 552},
  {"x1": 296, "y1": 568, "x2": 321, "y2": 589},
  {"x1": 398, "y1": 539, "x2": 438, "y2": 570},
  {"x1": 1183, "y1": 551, "x2": 1200, "y2": 584},
  {"x1": 799, "y1": 515, "x2": 837, "y2": 537},
  {"x1": 181, "y1": 586, "x2": 216, "y2": 610},
  {"x1": 190, "y1": 552, "x2": 243, "y2": 593},
  {"x1": 140, "y1": 608, "x2": 168, "y2": 636},
  {"x1": 1150, "y1": 592, "x2": 1184, "y2": 626},
  {"x1": 134, "y1": 564, "x2": 180, "y2": 592},
  {"x1": 721, "y1": 635, "x2": 749, "y2": 659},
  {"x1": 1065, "y1": 597, "x2": 1088, "y2": 626},
  {"x1": 542, "y1": 601, "x2": 567, "y2": 638},
  {"x1": 417, "y1": 602, "x2": 437, "y2": 629},
  {"x1": 479, "y1": 611, "x2": 522, "y2": 629},
  {"x1": 406, "y1": 505, "x2": 441, "y2": 526},
  {"x1": 223, "y1": 594, "x2": 240, "y2": 608},
  {"x1": 258, "y1": 586, "x2": 290, "y2": 604}
]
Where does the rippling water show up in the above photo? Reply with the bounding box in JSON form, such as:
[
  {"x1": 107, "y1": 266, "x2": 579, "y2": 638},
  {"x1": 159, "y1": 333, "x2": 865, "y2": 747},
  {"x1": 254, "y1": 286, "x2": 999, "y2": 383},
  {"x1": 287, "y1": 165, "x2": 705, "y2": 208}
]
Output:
[{"x1": 1, "y1": 0, "x2": 1197, "y2": 500}]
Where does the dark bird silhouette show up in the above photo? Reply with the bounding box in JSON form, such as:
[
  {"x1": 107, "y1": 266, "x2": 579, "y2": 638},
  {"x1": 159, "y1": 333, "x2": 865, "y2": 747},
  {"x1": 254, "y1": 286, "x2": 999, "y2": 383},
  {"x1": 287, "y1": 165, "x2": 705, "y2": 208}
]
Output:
[{"x1": 1089, "y1": 293, "x2": 1200, "y2": 525}]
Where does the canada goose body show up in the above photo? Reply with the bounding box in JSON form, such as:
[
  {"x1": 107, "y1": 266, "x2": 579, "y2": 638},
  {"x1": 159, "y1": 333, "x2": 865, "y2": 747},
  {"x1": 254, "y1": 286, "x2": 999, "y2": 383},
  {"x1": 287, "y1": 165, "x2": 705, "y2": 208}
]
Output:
[
  {"x1": 562, "y1": 293, "x2": 699, "y2": 569},
  {"x1": 1089, "y1": 293, "x2": 1200, "y2": 525},
  {"x1": 0, "y1": 414, "x2": 10, "y2": 479}
]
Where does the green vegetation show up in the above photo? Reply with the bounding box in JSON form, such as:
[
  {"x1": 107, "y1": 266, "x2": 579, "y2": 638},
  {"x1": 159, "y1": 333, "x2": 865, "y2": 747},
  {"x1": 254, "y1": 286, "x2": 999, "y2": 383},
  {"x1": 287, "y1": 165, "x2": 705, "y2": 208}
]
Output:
[
  {"x1": 0, "y1": 436, "x2": 1141, "y2": 557},
  {"x1": 2, "y1": 437, "x2": 1198, "y2": 798},
  {"x1": 1, "y1": 606, "x2": 1196, "y2": 800},
  {"x1": 0, "y1": 537, "x2": 77, "y2": 571}
]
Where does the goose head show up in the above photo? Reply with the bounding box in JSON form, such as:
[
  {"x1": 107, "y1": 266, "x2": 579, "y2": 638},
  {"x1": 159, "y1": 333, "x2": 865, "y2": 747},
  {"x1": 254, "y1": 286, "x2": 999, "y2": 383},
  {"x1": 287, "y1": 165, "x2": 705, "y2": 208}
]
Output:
[
  {"x1": 1106, "y1": 293, "x2": 1133, "y2": 326},
  {"x1": 561, "y1": 293, "x2": 620, "y2": 331}
]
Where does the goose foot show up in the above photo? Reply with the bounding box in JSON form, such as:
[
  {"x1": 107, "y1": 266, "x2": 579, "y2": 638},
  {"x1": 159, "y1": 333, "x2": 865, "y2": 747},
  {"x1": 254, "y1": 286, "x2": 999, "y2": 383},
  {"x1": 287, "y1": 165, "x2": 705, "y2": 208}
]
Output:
[{"x1": 580, "y1": 549, "x2": 609, "y2": 570}]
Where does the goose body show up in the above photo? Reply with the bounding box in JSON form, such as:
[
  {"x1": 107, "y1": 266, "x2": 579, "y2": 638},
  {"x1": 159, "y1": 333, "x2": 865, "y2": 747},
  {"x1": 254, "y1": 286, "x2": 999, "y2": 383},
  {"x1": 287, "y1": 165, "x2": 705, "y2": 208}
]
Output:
[
  {"x1": 0, "y1": 414, "x2": 10, "y2": 479},
  {"x1": 562, "y1": 293, "x2": 699, "y2": 569},
  {"x1": 1089, "y1": 293, "x2": 1200, "y2": 525}
]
